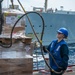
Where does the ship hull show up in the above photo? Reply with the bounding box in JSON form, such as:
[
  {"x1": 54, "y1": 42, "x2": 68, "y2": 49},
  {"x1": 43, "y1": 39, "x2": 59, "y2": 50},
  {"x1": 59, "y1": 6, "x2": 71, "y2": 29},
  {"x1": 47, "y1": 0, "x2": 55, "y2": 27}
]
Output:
[{"x1": 25, "y1": 12, "x2": 75, "y2": 46}]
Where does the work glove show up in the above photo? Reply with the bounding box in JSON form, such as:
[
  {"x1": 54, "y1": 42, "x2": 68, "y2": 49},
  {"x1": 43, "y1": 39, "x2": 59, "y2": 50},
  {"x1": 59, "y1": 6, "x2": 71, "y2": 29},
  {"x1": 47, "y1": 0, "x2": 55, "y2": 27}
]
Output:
[{"x1": 43, "y1": 46, "x2": 47, "y2": 52}]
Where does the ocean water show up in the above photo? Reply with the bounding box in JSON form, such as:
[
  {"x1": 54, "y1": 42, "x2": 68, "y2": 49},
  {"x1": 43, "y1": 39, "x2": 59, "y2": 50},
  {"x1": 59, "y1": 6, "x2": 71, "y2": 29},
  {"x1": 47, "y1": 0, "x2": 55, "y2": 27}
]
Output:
[{"x1": 33, "y1": 49, "x2": 75, "y2": 70}]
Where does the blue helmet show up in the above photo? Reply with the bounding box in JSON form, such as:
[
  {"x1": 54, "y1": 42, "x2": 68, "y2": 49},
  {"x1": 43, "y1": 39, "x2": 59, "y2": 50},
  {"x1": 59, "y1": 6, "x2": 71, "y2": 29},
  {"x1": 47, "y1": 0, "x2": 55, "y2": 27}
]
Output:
[{"x1": 57, "y1": 28, "x2": 68, "y2": 38}]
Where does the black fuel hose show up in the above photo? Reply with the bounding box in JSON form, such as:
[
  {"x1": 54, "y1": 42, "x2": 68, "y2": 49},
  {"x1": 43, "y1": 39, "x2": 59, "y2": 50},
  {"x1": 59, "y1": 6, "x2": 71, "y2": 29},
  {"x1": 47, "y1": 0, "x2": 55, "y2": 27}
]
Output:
[
  {"x1": 0, "y1": 11, "x2": 63, "y2": 74},
  {"x1": 11, "y1": 12, "x2": 63, "y2": 74},
  {"x1": 14, "y1": 0, "x2": 64, "y2": 74}
]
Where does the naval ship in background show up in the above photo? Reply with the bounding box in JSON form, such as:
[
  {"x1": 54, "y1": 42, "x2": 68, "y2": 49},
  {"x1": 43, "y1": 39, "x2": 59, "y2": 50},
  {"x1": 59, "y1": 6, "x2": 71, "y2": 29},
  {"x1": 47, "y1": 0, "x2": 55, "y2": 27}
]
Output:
[{"x1": 25, "y1": 0, "x2": 75, "y2": 48}]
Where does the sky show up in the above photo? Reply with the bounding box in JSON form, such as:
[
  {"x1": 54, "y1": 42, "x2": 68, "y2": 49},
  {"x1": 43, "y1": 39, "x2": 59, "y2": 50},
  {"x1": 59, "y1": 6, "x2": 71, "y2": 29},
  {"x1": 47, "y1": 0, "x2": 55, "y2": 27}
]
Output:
[{"x1": 2, "y1": 0, "x2": 75, "y2": 11}]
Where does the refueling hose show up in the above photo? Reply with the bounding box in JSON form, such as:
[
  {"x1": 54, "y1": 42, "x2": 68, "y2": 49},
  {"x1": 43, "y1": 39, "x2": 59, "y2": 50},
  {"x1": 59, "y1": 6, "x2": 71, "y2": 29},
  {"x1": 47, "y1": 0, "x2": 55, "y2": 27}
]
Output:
[
  {"x1": 12, "y1": 11, "x2": 63, "y2": 74},
  {"x1": 17, "y1": 0, "x2": 64, "y2": 74},
  {"x1": 0, "y1": 0, "x2": 63, "y2": 74}
]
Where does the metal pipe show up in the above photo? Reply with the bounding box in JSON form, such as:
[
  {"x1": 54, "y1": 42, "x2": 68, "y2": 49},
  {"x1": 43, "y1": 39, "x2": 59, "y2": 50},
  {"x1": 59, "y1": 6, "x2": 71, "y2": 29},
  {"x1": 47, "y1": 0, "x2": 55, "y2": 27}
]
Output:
[
  {"x1": 11, "y1": 0, "x2": 14, "y2": 9},
  {"x1": 44, "y1": 0, "x2": 48, "y2": 12}
]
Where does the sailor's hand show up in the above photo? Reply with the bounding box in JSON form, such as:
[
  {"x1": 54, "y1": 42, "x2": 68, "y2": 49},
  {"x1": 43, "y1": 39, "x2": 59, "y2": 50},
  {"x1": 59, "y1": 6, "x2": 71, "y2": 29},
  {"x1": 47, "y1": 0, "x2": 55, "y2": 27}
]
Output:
[{"x1": 43, "y1": 46, "x2": 47, "y2": 52}]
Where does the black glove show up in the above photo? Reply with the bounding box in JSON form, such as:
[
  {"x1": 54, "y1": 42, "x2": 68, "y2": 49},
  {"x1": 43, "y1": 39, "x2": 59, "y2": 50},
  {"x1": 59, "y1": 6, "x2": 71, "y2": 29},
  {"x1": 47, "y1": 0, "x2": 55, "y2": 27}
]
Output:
[{"x1": 43, "y1": 46, "x2": 47, "y2": 52}]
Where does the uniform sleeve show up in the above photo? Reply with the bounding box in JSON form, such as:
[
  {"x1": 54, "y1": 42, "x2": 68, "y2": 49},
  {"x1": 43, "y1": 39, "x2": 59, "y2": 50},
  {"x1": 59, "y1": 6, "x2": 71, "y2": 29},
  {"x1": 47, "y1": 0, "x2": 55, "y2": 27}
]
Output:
[{"x1": 59, "y1": 44, "x2": 69, "y2": 70}]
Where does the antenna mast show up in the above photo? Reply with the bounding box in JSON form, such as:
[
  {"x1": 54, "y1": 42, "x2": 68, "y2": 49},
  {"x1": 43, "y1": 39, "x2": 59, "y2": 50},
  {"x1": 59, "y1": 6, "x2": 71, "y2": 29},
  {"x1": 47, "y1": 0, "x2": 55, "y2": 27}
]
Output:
[{"x1": 44, "y1": 0, "x2": 48, "y2": 12}]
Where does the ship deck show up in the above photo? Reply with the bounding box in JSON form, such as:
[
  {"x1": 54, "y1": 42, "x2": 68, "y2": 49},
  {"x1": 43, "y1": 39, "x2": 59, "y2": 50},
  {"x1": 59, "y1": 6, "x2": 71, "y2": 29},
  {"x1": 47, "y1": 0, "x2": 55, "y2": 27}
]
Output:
[
  {"x1": 33, "y1": 66, "x2": 75, "y2": 75},
  {"x1": 33, "y1": 71, "x2": 75, "y2": 75}
]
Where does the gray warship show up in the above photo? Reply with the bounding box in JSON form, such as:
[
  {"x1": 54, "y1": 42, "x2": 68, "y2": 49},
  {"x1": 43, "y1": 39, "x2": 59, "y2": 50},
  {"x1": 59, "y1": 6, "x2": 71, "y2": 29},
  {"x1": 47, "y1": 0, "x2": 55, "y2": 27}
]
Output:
[{"x1": 25, "y1": 8, "x2": 75, "y2": 46}]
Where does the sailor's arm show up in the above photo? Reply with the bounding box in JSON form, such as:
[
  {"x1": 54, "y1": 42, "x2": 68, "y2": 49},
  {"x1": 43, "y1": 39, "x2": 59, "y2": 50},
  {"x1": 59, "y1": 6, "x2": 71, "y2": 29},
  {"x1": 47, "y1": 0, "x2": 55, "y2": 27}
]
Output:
[{"x1": 60, "y1": 44, "x2": 69, "y2": 70}]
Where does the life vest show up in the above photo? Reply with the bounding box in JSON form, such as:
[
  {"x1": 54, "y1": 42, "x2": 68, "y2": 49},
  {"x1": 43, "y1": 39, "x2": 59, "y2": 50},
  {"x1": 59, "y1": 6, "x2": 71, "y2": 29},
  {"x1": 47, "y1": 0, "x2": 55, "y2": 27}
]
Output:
[{"x1": 49, "y1": 39, "x2": 67, "y2": 71}]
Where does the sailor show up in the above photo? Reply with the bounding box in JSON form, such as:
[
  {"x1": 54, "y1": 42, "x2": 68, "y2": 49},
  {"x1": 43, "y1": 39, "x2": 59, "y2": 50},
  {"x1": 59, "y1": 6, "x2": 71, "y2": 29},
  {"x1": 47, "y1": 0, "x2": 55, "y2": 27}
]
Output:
[{"x1": 43, "y1": 28, "x2": 69, "y2": 75}]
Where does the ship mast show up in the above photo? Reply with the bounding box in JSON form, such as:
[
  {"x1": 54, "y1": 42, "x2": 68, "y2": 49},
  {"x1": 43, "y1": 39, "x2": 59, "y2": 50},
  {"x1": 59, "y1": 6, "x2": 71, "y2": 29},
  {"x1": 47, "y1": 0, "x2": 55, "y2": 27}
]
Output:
[
  {"x1": 10, "y1": 0, "x2": 14, "y2": 9},
  {"x1": 44, "y1": 0, "x2": 48, "y2": 12}
]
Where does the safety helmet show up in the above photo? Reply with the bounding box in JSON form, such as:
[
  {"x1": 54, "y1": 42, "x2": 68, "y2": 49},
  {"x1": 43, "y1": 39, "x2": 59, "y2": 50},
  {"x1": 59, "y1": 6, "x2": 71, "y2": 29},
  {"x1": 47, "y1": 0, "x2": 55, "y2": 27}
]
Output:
[{"x1": 57, "y1": 28, "x2": 68, "y2": 38}]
